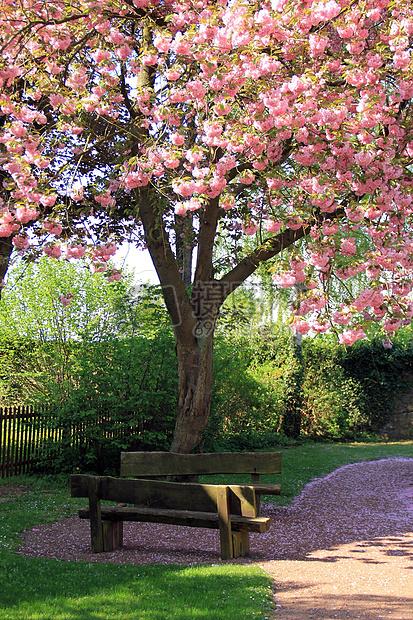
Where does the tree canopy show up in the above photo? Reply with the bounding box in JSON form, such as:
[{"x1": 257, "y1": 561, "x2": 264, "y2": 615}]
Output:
[
  {"x1": 1, "y1": 0, "x2": 413, "y2": 449},
  {"x1": 0, "y1": 0, "x2": 412, "y2": 342}
]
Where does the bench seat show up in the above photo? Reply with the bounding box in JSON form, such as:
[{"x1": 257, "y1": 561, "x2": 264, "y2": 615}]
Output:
[
  {"x1": 79, "y1": 506, "x2": 270, "y2": 532},
  {"x1": 253, "y1": 483, "x2": 281, "y2": 496}
]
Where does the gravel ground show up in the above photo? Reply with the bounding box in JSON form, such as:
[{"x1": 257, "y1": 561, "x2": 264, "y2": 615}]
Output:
[{"x1": 19, "y1": 458, "x2": 413, "y2": 618}]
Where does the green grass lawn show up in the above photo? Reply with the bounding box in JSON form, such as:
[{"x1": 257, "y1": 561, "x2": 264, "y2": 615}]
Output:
[
  {"x1": 0, "y1": 440, "x2": 412, "y2": 619},
  {"x1": 201, "y1": 440, "x2": 413, "y2": 504},
  {"x1": 0, "y1": 476, "x2": 272, "y2": 620},
  {"x1": 277, "y1": 439, "x2": 413, "y2": 505}
]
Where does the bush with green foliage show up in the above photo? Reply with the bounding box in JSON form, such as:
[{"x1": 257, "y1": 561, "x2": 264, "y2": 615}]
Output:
[
  {"x1": 1, "y1": 260, "x2": 412, "y2": 471},
  {"x1": 0, "y1": 260, "x2": 178, "y2": 472},
  {"x1": 301, "y1": 337, "x2": 367, "y2": 439},
  {"x1": 206, "y1": 328, "x2": 299, "y2": 450},
  {"x1": 208, "y1": 326, "x2": 413, "y2": 448}
]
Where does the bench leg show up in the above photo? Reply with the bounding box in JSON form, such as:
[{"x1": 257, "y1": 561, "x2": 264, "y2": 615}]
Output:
[
  {"x1": 89, "y1": 478, "x2": 104, "y2": 553},
  {"x1": 217, "y1": 487, "x2": 234, "y2": 560},
  {"x1": 102, "y1": 521, "x2": 123, "y2": 552},
  {"x1": 232, "y1": 530, "x2": 250, "y2": 558},
  {"x1": 90, "y1": 524, "x2": 104, "y2": 553}
]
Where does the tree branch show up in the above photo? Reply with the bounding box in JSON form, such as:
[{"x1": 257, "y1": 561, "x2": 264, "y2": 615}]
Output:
[
  {"x1": 120, "y1": 63, "x2": 137, "y2": 119},
  {"x1": 218, "y1": 226, "x2": 308, "y2": 301},
  {"x1": 193, "y1": 196, "x2": 220, "y2": 282},
  {"x1": 218, "y1": 200, "x2": 347, "y2": 303},
  {"x1": 136, "y1": 188, "x2": 195, "y2": 340}
]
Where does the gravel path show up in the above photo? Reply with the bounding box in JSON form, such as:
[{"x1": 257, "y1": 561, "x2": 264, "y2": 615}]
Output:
[{"x1": 19, "y1": 458, "x2": 413, "y2": 618}]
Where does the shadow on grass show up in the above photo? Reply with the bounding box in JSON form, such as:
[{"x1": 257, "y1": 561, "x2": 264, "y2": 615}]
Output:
[
  {"x1": 0, "y1": 480, "x2": 272, "y2": 620},
  {"x1": 0, "y1": 554, "x2": 271, "y2": 620}
]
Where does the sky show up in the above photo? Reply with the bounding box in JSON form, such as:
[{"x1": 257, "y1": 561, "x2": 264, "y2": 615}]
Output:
[{"x1": 114, "y1": 243, "x2": 159, "y2": 284}]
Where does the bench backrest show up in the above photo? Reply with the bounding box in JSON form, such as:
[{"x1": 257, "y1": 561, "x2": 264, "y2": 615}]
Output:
[
  {"x1": 70, "y1": 474, "x2": 258, "y2": 516},
  {"x1": 120, "y1": 451, "x2": 281, "y2": 478}
]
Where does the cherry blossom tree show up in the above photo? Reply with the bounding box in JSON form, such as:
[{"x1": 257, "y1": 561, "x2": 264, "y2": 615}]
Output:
[{"x1": 0, "y1": 0, "x2": 412, "y2": 451}]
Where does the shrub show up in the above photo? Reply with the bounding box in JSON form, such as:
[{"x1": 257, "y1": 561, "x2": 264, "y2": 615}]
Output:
[
  {"x1": 301, "y1": 337, "x2": 367, "y2": 438},
  {"x1": 206, "y1": 328, "x2": 298, "y2": 450}
]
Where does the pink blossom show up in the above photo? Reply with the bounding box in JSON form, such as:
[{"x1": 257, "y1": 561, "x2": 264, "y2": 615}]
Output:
[
  {"x1": 221, "y1": 195, "x2": 235, "y2": 211},
  {"x1": 12, "y1": 235, "x2": 30, "y2": 250},
  {"x1": 270, "y1": 0, "x2": 288, "y2": 11},
  {"x1": 107, "y1": 270, "x2": 122, "y2": 282},
  {"x1": 332, "y1": 311, "x2": 352, "y2": 326},
  {"x1": 15, "y1": 207, "x2": 38, "y2": 224},
  {"x1": 124, "y1": 172, "x2": 150, "y2": 189},
  {"x1": 267, "y1": 178, "x2": 283, "y2": 190},
  {"x1": 239, "y1": 172, "x2": 255, "y2": 185},
  {"x1": 171, "y1": 34, "x2": 191, "y2": 55},
  {"x1": 309, "y1": 34, "x2": 328, "y2": 57},
  {"x1": 49, "y1": 94, "x2": 65, "y2": 108},
  {"x1": 66, "y1": 245, "x2": 85, "y2": 259},
  {"x1": 154, "y1": 34, "x2": 171, "y2": 53},
  {"x1": 394, "y1": 50, "x2": 410, "y2": 70},
  {"x1": 165, "y1": 69, "x2": 182, "y2": 81},
  {"x1": 92, "y1": 49, "x2": 111, "y2": 63},
  {"x1": 172, "y1": 181, "x2": 196, "y2": 198},
  {"x1": 265, "y1": 220, "x2": 282, "y2": 233},
  {"x1": 0, "y1": 0, "x2": 411, "y2": 344},
  {"x1": 0, "y1": 222, "x2": 19, "y2": 237},
  {"x1": 141, "y1": 53, "x2": 158, "y2": 66},
  {"x1": 40, "y1": 195, "x2": 57, "y2": 207},
  {"x1": 312, "y1": 0, "x2": 341, "y2": 23},
  {"x1": 207, "y1": 176, "x2": 227, "y2": 197},
  {"x1": 339, "y1": 329, "x2": 366, "y2": 346},
  {"x1": 171, "y1": 133, "x2": 185, "y2": 146},
  {"x1": 59, "y1": 293, "x2": 73, "y2": 307},
  {"x1": 43, "y1": 221, "x2": 63, "y2": 236},
  {"x1": 44, "y1": 244, "x2": 62, "y2": 259},
  {"x1": 287, "y1": 217, "x2": 303, "y2": 231},
  {"x1": 10, "y1": 122, "x2": 27, "y2": 138},
  {"x1": 174, "y1": 203, "x2": 187, "y2": 216},
  {"x1": 293, "y1": 320, "x2": 310, "y2": 335},
  {"x1": 273, "y1": 273, "x2": 297, "y2": 288},
  {"x1": 186, "y1": 198, "x2": 203, "y2": 212},
  {"x1": 340, "y1": 238, "x2": 357, "y2": 256},
  {"x1": 69, "y1": 185, "x2": 84, "y2": 202},
  {"x1": 383, "y1": 319, "x2": 402, "y2": 333},
  {"x1": 163, "y1": 156, "x2": 180, "y2": 169},
  {"x1": 92, "y1": 243, "x2": 117, "y2": 262},
  {"x1": 95, "y1": 192, "x2": 115, "y2": 208},
  {"x1": 243, "y1": 222, "x2": 258, "y2": 235}
]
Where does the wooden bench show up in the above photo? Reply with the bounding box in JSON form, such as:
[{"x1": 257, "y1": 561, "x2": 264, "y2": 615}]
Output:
[
  {"x1": 120, "y1": 451, "x2": 282, "y2": 511},
  {"x1": 70, "y1": 474, "x2": 271, "y2": 560}
]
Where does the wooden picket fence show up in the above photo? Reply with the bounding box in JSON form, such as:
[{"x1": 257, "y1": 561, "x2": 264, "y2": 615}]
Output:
[
  {"x1": 0, "y1": 404, "x2": 138, "y2": 478},
  {"x1": 0, "y1": 404, "x2": 62, "y2": 477}
]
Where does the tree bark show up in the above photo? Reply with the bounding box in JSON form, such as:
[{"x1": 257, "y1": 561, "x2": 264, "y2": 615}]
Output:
[
  {"x1": 175, "y1": 214, "x2": 194, "y2": 288},
  {"x1": 170, "y1": 332, "x2": 214, "y2": 453},
  {"x1": 0, "y1": 237, "x2": 12, "y2": 299}
]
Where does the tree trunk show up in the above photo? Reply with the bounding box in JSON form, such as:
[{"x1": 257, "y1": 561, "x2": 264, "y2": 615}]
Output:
[
  {"x1": 0, "y1": 237, "x2": 12, "y2": 299},
  {"x1": 170, "y1": 333, "x2": 214, "y2": 453}
]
